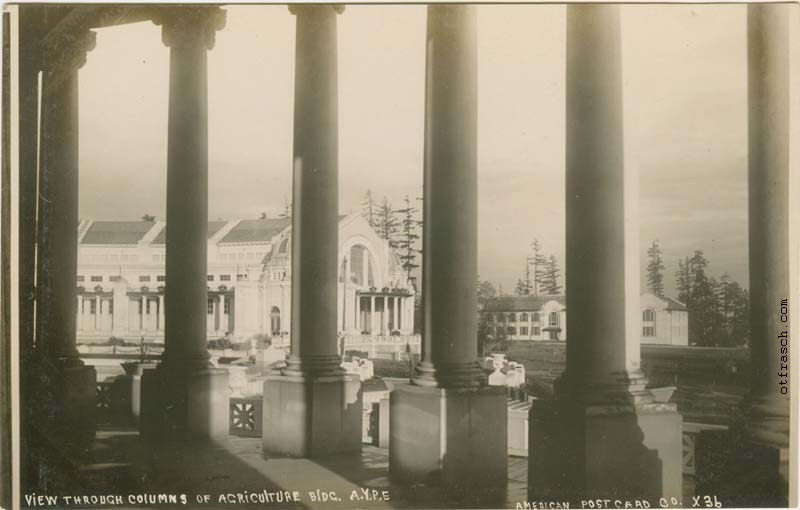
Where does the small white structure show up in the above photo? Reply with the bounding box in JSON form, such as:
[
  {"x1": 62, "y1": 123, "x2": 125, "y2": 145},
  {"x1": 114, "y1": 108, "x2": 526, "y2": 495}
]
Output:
[{"x1": 640, "y1": 293, "x2": 689, "y2": 346}]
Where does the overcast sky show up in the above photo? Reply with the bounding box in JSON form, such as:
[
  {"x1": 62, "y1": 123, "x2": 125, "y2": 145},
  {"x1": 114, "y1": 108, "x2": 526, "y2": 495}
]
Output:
[{"x1": 78, "y1": 4, "x2": 768, "y2": 296}]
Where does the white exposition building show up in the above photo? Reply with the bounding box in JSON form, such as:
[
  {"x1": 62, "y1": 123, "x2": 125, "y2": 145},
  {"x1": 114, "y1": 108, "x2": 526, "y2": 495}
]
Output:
[
  {"x1": 75, "y1": 213, "x2": 416, "y2": 344},
  {"x1": 484, "y1": 292, "x2": 688, "y2": 346}
]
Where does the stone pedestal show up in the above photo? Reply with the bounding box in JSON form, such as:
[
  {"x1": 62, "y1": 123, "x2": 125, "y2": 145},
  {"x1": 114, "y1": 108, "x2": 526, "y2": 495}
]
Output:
[
  {"x1": 262, "y1": 374, "x2": 361, "y2": 457},
  {"x1": 695, "y1": 428, "x2": 789, "y2": 508},
  {"x1": 186, "y1": 368, "x2": 231, "y2": 439},
  {"x1": 389, "y1": 384, "x2": 507, "y2": 488},
  {"x1": 528, "y1": 399, "x2": 682, "y2": 504},
  {"x1": 140, "y1": 365, "x2": 230, "y2": 441}
]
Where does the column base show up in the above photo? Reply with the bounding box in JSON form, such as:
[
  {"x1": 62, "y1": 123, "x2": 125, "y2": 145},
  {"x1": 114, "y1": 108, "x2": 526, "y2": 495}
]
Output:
[
  {"x1": 261, "y1": 373, "x2": 362, "y2": 457},
  {"x1": 695, "y1": 429, "x2": 789, "y2": 507},
  {"x1": 140, "y1": 364, "x2": 230, "y2": 441},
  {"x1": 528, "y1": 398, "x2": 682, "y2": 504},
  {"x1": 389, "y1": 384, "x2": 508, "y2": 488}
]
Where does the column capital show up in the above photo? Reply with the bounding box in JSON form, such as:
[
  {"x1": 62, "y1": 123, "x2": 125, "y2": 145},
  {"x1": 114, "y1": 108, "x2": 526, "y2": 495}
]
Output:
[
  {"x1": 41, "y1": 29, "x2": 96, "y2": 95},
  {"x1": 289, "y1": 4, "x2": 345, "y2": 15},
  {"x1": 153, "y1": 6, "x2": 227, "y2": 50}
]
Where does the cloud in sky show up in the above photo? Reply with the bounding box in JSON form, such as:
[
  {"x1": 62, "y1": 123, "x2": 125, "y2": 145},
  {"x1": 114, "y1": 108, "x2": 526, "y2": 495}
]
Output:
[{"x1": 78, "y1": 4, "x2": 751, "y2": 297}]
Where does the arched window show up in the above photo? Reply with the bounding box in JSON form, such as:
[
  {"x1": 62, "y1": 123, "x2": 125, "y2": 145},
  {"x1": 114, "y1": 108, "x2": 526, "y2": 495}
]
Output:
[
  {"x1": 549, "y1": 312, "x2": 559, "y2": 327},
  {"x1": 270, "y1": 306, "x2": 281, "y2": 335},
  {"x1": 348, "y1": 245, "x2": 375, "y2": 287},
  {"x1": 642, "y1": 309, "x2": 655, "y2": 337},
  {"x1": 508, "y1": 313, "x2": 516, "y2": 323},
  {"x1": 533, "y1": 312, "x2": 540, "y2": 323},
  {"x1": 520, "y1": 313, "x2": 529, "y2": 322}
]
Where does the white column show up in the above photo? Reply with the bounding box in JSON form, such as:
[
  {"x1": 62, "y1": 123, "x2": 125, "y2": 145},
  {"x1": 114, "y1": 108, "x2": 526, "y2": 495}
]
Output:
[
  {"x1": 382, "y1": 296, "x2": 389, "y2": 335},
  {"x1": 95, "y1": 295, "x2": 101, "y2": 330},
  {"x1": 219, "y1": 293, "x2": 227, "y2": 333},
  {"x1": 140, "y1": 295, "x2": 146, "y2": 331},
  {"x1": 370, "y1": 295, "x2": 376, "y2": 334},
  {"x1": 158, "y1": 294, "x2": 165, "y2": 331},
  {"x1": 392, "y1": 296, "x2": 399, "y2": 332}
]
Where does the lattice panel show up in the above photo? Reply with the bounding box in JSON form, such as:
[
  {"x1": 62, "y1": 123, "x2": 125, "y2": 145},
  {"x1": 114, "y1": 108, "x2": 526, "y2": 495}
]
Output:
[
  {"x1": 229, "y1": 397, "x2": 263, "y2": 437},
  {"x1": 96, "y1": 382, "x2": 113, "y2": 410}
]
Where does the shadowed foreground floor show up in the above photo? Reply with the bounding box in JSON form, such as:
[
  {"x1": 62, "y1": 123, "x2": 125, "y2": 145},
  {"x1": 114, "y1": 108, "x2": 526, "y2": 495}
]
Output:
[{"x1": 66, "y1": 426, "x2": 530, "y2": 510}]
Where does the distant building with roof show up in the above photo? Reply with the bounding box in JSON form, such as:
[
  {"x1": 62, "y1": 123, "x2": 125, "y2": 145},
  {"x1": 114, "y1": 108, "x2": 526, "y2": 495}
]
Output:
[
  {"x1": 75, "y1": 213, "x2": 417, "y2": 348},
  {"x1": 483, "y1": 292, "x2": 688, "y2": 346}
]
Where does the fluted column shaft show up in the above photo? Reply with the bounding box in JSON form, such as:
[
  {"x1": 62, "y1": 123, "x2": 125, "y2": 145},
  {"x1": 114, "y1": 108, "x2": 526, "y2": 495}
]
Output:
[
  {"x1": 285, "y1": 5, "x2": 343, "y2": 376},
  {"x1": 746, "y1": 4, "x2": 790, "y2": 447},
  {"x1": 560, "y1": 5, "x2": 648, "y2": 404},
  {"x1": 158, "y1": 7, "x2": 224, "y2": 369},
  {"x1": 413, "y1": 5, "x2": 482, "y2": 388}
]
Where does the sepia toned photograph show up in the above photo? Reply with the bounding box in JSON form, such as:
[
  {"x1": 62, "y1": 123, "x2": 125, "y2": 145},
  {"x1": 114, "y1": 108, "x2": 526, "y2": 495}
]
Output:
[{"x1": 0, "y1": 2, "x2": 797, "y2": 509}]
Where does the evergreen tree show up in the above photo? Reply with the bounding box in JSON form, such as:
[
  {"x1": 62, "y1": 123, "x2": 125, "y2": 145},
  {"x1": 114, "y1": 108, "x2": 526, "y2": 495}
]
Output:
[
  {"x1": 529, "y1": 239, "x2": 548, "y2": 295},
  {"x1": 675, "y1": 256, "x2": 691, "y2": 305},
  {"x1": 540, "y1": 255, "x2": 562, "y2": 295},
  {"x1": 377, "y1": 196, "x2": 400, "y2": 249},
  {"x1": 361, "y1": 190, "x2": 378, "y2": 230},
  {"x1": 395, "y1": 195, "x2": 421, "y2": 285},
  {"x1": 514, "y1": 278, "x2": 530, "y2": 296},
  {"x1": 688, "y1": 250, "x2": 721, "y2": 346},
  {"x1": 646, "y1": 240, "x2": 665, "y2": 297}
]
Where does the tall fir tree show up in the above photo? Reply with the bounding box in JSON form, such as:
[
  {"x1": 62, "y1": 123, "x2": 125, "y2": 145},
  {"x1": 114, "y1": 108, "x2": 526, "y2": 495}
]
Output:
[
  {"x1": 540, "y1": 255, "x2": 562, "y2": 295},
  {"x1": 646, "y1": 240, "x2": 665, "y2": 297},
  {"x1": 361, "y1": 189, "x2": 378, "y2": 230},
  {"x1": 514, "y1": 278, "x2": 530, "y2": 296},
  {"x1": 675, "y1": 256, "x2": 691, "y2": 305},
  {"x1": 377, "y1": 196, "x2": 400, "y2": 249},
  {"x1": 687, "y1": 250, "x2": 721, "y2": 346},
  {"x1": 529, "y1": 239, "x2": 548, "y2": 295},
  {"x1": 395, "y1": 195, "x2": 421, "y2": 285}
]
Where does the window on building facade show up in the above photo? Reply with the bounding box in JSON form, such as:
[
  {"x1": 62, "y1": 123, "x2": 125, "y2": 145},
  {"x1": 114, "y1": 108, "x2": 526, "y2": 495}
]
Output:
[
  {"x1": 109, "y1": 275, "x2": 121, "y2": 282},
  {"x1": 497, "y1": 313, "x2": 506, "y2": 323},
  {"x1": 91, "y1": 276, "x2": 103, "y2": 282},
  {"x1": 207, "y1": 275, "x2": 214, "y2": 281},
  {"x1": 549, "y1": 312, "x2": 559, "y2": 327},
  {"x1": 224, "y1": 298, "x2": 231, "y2": 315},
  {"x1": 507, "y1": 326, "x2": 516, "y2": 335},
  {"x1": 643, "y1": 326, "x2": 656, "y2": 337},
  {"x1": 533, "y1": 326, "x2": 541, "y2": 336},
  {"x1": 508, "y1": 313, "x2": 516, "y2": 323},
  {"x1": 207, "y1": 297, "x2": 214, "y2": 315},
  {"x1": 642, "y1": 309, "x2": 656, "y2": 336},
  {"x1": 108, "y1": 300, "x2": 113, "y2": 314},
  {"x1": 220, "y1": 274, "x2": 231, "y2": 282},
  {"x1": 139, "y1": 275, "x2": 151, "y2": 282},
  {"x1": 643, "y1": 309, "x2": 655, "y2": 322},
  {"x1": 533, "y1": 312, "x2": 540, "y2": 323},
  {"x1": 90, "y1": 300, "x2": 96, "y2": 314},
  {"x1": 157, "y1": 275, "x2": 166, "y2": 282},
  {"x1": 520, "y1": 326, "x2": 529, "y2": 336},
  {"x1": 77, "y1": 275, "x2": 84, "y2": 282},
  {"x1": 520, "y1": 313, "x2": 528, "y2": 322}
]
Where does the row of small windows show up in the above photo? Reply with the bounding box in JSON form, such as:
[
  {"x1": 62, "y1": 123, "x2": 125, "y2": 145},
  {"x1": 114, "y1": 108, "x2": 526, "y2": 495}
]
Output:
[
  {"x1": 79, "y1": 274, "x2": 233, "y2": 283},
  {"x1": 495, "y1": 312, "x2": 560, "y2": 327}
]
